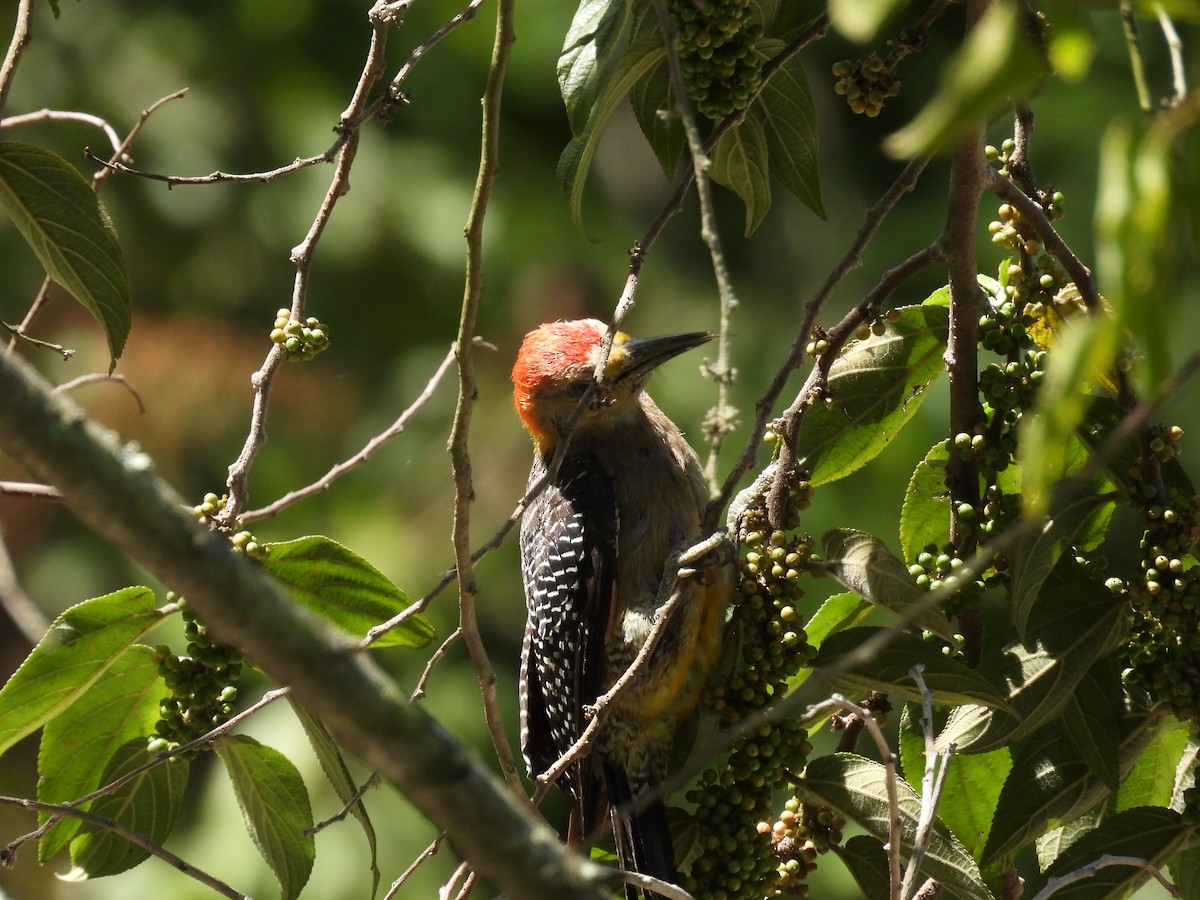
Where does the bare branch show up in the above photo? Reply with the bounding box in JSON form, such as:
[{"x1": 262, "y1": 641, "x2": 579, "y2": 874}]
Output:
[
  {"x1": 0, "y1": 480, "x2": 63, "y2": 500},
  {"x1": 0, "y1": 0, "x2": 32, "y2": 117},
  {"x1": 0, "y1": 526, "x2": 47, "y2": 643},
  {"x1": 901, "y1": 665, "x2": 955, "y2": 898},
  {"x1": 1029, "y1": 855, "x2": 1180, "y2": 900},
  {"x1": 243, "y1": 344, "x2": 456, "y2": 523},
  {"x1": 444, "y1": 0, "x2": 522, "y2": 799},
  {"x1": 54, "y1": 372, "x2": 146, "y2": 413},
  {"x1": 0, "y1": 795, "x2": 250, "y2": 899},
  {"x1": 0, "y1": 108, "x2": 123, "y2": 152},
  {"x1": 384, "y1": 832, "x2": 447, "y2": 900},
  {"x1": 2, "y1": 320, "x2": 73, "y2": 359},
  {"x1": 649, "y1": 0, "x2": 740, "y2": 496},
  {"x1": 305, "y1": 771, "x2": 380, "y2": 835},
  {"x1": 411, "y1": 627, "x2": 463, "y2": 702},
  {"x1": 1156, "y1": 5, "x2": 1187, "y2": 107}
]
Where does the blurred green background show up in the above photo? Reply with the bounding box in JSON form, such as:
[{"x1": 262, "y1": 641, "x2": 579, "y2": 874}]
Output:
[{"x1": 0, "y1": 0, "x2": 1196, "y2": 897}]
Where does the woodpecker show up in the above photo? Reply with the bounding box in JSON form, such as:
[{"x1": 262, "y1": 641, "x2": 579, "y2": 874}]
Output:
[{"x1": 512, "y1": 318, "x2": 731, "y2": 893}]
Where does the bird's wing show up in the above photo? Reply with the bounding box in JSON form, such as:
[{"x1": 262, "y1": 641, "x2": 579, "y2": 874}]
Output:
[{"x1": 519, "y1": 452, "x2": 616, "y2": 816}]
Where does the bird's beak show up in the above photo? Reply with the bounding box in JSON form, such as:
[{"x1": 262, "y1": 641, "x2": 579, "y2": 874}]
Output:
[{"x1": 617, "y1": 331, "x2": 713, "y2": 382}]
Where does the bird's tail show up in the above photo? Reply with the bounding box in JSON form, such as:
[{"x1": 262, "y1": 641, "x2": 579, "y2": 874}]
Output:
[{"x1": 604, "y1": 763, "x2": 677, "y2": 899}]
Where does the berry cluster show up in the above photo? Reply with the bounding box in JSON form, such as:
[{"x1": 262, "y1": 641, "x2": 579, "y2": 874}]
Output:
[
  {"x1": 685, "y1": 505, "x2": 816, "y2": 899},
  {"x1": 149, "y1": 595, "x2": 243, "y2": 755},
  {"x1": 908, "y1": 542, "x2": 985, "y2": 620},
  {"x1": 1121, "y1": 434, "x2": 1200, "y2": 722},
  {"x1": 191, "y1": 493, "x2": 268, "y2": 559},
  {"x1": 669, "y1": 0, "x2": 764, "y2": 120},
  {"x1": 270, "y1": 308, "x2": 330, "y2": 361},
  {"x1": 767, "y1": 798, "x2": 846, "y2": 898},
  {"x1": 831, "y1": 54, "x2": 901, "y2": 117}
]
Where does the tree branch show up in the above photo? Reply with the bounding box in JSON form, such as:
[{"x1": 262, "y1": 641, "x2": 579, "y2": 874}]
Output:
[{"x1": 446, "y1": 0, "x2": 523, "y2": 801}]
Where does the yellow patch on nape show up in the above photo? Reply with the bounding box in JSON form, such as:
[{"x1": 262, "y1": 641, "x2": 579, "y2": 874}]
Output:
[{"x1": 601, "y1": 331, "x2": 629, "y2": 380}]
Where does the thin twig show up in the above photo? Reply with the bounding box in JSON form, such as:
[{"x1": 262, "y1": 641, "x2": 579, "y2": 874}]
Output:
[
  {"x1": 440, "y1": 861, "x2": 473, "y2": 900},
  {"x1": 384, "y1": 833, "x2": 447, "y2": 900},
  {"x1": 411, "y1": 627, "x2": 462, "y2": 702},
  {"x1": 0, "y1": 0, "x2": 32, "y2": 117},
  {"x1": 901, "y1": 665, "x2": 954, "y2": 897},
  {"x1": 1120, "y1": 2, "x2": 1153, "y2": 112},
  {"x1": 0, "y1": 795, "x2": 249, "y2": 899},
  {"x1": 0, "y1": 108, "x2": 122, "y2": 152},
  {"x1": 1156, "y1": 5, "x2": 1186, "y2": 107},
  {"x1": 2, "y1": 321, "x2": 73, "y2": 359},
  {"x1": 0, "y1": 526, "x2": 48, "y2": 643},
  {"x1": 93, "y1": 88, "x2": 190, "y2": 185},
  {"x1": 305, "y1": 771, "x2": 380, "y2": 835},
  {"x1": 446, "y1": 0, "x2": 522, "y2": 798},
  {"x1": 85, "y1": 147, "x2": 334, "y2": 187},
  {"x1": 217, "y1": 4, "x2": 397, "y2": 527},
  {"x1": 649, "y1": 0, "x2": 739, "y2": 497},
  {"x1": 1029, "y1": 855, "x2": 1180, "y2": 900},
  {"x1": 54, "y1": 372, "x2": 146, "y2": 413},
  {"x1": 242, "y1": 344, "x2": 457, "y2": 523},
  {"x1": 0, "y1": 480, "x2": 63, "y2": 500},
  {"x1": 452, "y1": 869, "x2": 479, "y2": 900}
]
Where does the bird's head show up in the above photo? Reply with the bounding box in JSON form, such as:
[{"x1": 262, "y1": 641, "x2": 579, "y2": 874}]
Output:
[{"x1": 512, "y1": 318, "x2": 711, "y2": 450}]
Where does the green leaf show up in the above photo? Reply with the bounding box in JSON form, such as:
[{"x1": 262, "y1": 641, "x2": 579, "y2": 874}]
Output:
[
  {"x1": 1009, "y1": 487, "x2": 1113, "y2": 641},
  {"x1": 981, "y1": 709, "x2": 1164, "y2": 867},
  {"x1": 630, "y1": 56, "x2": 684, "y2": 177},
  {"x1": 1025, "y1": 807, "x2": 1195, "y2": 899},
  {"x1": 898, "y1": 706, "x2": 1012, "y2": 863},
  {"x1": 217, "y1": 735, "x2": 315, "y2": 900},
  {"x1": 804, "y1": 591, "x2": 872, "y2": 650},
  {"x1": 885, "y1": 2, "x2": 1044, "y2": 158},
  {"x1": 0, "y1": 142, "x2": 132, "y2": 366},
  {"x1": 754, "y1": 40, "x2": 823, "y2": 217},
  {"x1": 938, "y1": 561, "x2": 1127, "y2": 753},
  {"x1": 1115, "y1": 717, "x2": 1190, "y2": 814},
  {"x1": 1061, "y1": 658, "x2": 1123, "y2": 794},
  {"x1": 795, "y1": 753, "x2": 994, "y2": 899},
  {"x1": 558, "y1": 7, "x2": 663, "y2": 231},
  {"x1": 710, "y1": 113, "x2": 771, "y2": 236},
  {"x1": 68, "y1": 739, "x2": 189, "y2": 878},
  {"x1": 797, "y1": 302, "x2": 948, "y2": 485},
  {"x1": 289, "y1": 699, "x2": 380, "y2": 897},
  {"x1": 899, "y1": 442, "x2": 952, "y2": 565},
  {"x1": 0, "y1": 587, "x2": 164, "y2": 758},
  {"x1": 810, "y1": 627, "x2": 1012, "y2": 711},
  {"x1": 558, "y1": 0, "x2": 631, "y2": 136},
  {"x1": 820, "y1": 528, "x2": 955, "y2": 639},
  {"x1": 38, "y1": 645, "x2": 168, "y2": 862},
  {"x1": 261, "y1": 536, "x2": 434, "y2": 648},
  {"x1": 900, "y1": 437, "x2": 1021, "y2": 565},
  {"x1": 981, "y1": 726, "x2": 1103, "y2": 866},
  {"x1": 831, "y1": 834, "x2": 891, "y2": 900},
  {"x1": 1173, "y1": 846, "x2": 1200, "y2": 898},
  {"x1": 1037, "y1": 810, "x2": 1102, "y2": 873}
]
